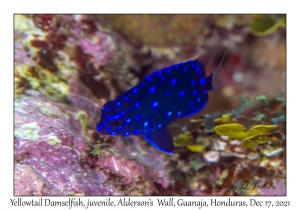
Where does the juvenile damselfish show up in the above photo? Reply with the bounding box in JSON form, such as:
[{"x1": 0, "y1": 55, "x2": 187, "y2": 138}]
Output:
[{"x1": 96, "y1": 53, "x2": 226, "y2": 153}]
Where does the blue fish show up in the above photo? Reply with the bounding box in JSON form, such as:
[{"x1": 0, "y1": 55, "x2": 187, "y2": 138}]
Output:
[{"x1": 96, "y1": 53, "x2": 226, "y2": 153}]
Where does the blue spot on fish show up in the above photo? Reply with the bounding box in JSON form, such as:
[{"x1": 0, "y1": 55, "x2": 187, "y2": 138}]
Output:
[
  {"x1": 117, "y1": 125, "x2": 124, "y2": 130},
  {"x1": 97, "y1": 52, "x2": 227, "y2": 153},
  {"x1": 167, "y1": 111, "x2": 172, "y2": 117},
  {"x1": 152, "y1": 101, "x2": 158, "y2": 109},
  {"x1": 135, "y1": 114, "x2": 141, "y2": 121},
  {"x1": 133, "y1": 87, "x2": 138, "y2": 94},
  {"x1": 171, "y1": 79, "x2": 176, "y2": 86},
  {"x1": 134, "y1": 102, "x2": 140, "y2": 108},
  {"x1": 179, "y1": 90, "x2": 185, "y2": 98},
  {"x1": 125, "y1": 118, "x2": 130, "y2": 124},
  {"x1": 200, "y1": 78, "x2": 205, "y2": 86},
  {"x1": 149, "y1": 86, "x2": 155, "y2": 94}
]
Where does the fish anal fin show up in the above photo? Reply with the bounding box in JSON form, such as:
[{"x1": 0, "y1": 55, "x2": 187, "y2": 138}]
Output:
[{"x1": 144, "y1": 128, "x2": 174, "y2": 154}]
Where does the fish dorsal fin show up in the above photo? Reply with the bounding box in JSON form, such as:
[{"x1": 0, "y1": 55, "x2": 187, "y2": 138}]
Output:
[
  {"x1": 195, "y1": 54, "x2": 210, "y2": 77},
  {"x1": 211, "y1": 51, "x2": 227, "y2": 89},
  {"x1": 144, "y1": 128, "x2": 174, "y2": 154},
  {"x1": 195, "y1": 54, "x2": 210, "y2": 66},
  {"x1": 195, "y1": 51, "x2": 227, "y2": 79}
]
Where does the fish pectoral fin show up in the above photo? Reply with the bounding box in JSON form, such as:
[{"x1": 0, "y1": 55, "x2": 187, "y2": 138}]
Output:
[{"x1": 144, "y1": 128, "x2": 174, "y2": 154}]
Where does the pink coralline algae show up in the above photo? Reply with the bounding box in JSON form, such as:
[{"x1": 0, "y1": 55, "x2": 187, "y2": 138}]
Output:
[
  {"x1": 14, "y1": 94, "x2": 170, "y2": 195},
  {"x1": 14, "y1": 30, "x2": 36, "y2": 67},
  {"x1": 14, "y1": 15, "x2": 171, "y2": 195},
  {"x1": 80, "y1": 31, "x2": 115, "y2": 68}
]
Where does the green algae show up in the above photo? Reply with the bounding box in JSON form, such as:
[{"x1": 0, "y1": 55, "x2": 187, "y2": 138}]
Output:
[
  {"x1": 190, "y1": 159, "x2": 205, "y2": 171},
  {"x1": 15, "y1": 122, "x2": 40, "y2": 142},
  {"x1": 173, "y1": 131, "x2": 192, "y2": 147},
  {"x1": 214, "y1": 113, "x2": 235, "y2": 125},
  {"x1": 15, "y1": 65, "x2": 70, "y2": 102},
  {"x1": 251, "y1": 113, "x2": 265, "y2": 121},
  {"x1": 242, "y1": 136, "x2": 273, "y2": 149},
  {"x1": 250, "y1": 15, "x2": 286, "y2": 36},
  {"x1": 214, "y1": 123, "x2": 245, "y2": 137},
  {"x1": 90, "y1": 143, "x2": 106, "y2": 157},
  {"x1": 173, "y1": 131, "x2": 210, "y2": 152},
  {"x1": 75, "y1": 111, "x2": 88, "y2": 134},
  {"x1": 186, "y1": 144, "x2": 205, "y2": 152},
  {"x1": 45, "y1": 134, "x2": 61, "y2": 147},
  {"x1": 232, "y1": 95, "x2": 268, "y2": 117},
  {"x1": 263, "y1": 147, "x2": 283, "y2": 157},
  {"x1": 196, "y1": 136, "x2": 210, "y2": 147},
  {"x1": 248, "y1": 125, "x2": 278, "y2": 136},
  {"x1": 179, "y1": 95, "x2": 284, "y2": 153},
  {"x1": 15, "y1": 15, "x2": 73, "y2": 101},
  {"x1": 214, "y1": 123, "x2": 277, "y2": 141},
  {"x1": 212, "y1": 96, "x2": 281, "y2": 150}
]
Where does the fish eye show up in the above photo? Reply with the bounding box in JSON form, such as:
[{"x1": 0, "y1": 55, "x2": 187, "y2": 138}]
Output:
[{"x1": 111, "y1": 119, "x2": 122, "y2": 126}]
